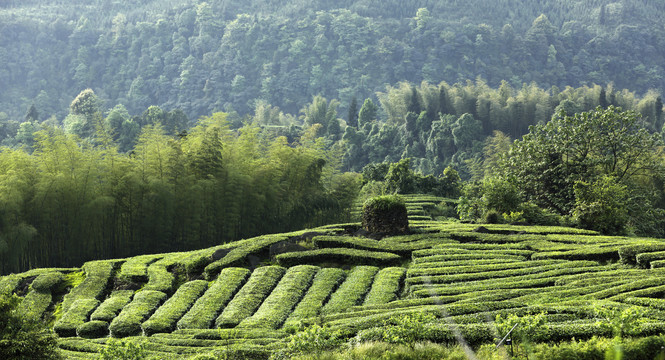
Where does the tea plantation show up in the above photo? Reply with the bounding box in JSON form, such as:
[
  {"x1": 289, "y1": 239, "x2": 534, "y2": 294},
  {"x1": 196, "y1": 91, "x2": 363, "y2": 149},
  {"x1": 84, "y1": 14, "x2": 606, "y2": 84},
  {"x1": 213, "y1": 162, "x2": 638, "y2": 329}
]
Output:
[{"x1": 4, "y1": 195, "x2": 665, "y2": 359}]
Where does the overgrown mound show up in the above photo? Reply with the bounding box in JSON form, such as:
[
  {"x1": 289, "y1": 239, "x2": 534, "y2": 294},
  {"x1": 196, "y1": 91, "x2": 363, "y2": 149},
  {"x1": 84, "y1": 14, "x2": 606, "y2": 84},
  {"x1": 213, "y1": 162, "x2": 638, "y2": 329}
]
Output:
[{"x1": 361, "y1": 196, "x2": 409, "y2": 236}]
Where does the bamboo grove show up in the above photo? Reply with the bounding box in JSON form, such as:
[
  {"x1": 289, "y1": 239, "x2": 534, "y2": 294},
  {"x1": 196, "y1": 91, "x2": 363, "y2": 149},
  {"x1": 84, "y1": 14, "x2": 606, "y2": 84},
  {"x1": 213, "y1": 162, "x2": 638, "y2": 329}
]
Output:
[{"x1": 0, "y1": 114, "x2": 361, "y2": 275}]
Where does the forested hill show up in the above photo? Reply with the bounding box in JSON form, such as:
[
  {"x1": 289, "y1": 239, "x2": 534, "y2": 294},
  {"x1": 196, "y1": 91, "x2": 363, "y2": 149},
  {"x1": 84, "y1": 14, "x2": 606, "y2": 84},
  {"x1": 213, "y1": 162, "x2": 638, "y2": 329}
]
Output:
[{"x1": 1, "y1": 0, "x2": 664, "y2": 122}]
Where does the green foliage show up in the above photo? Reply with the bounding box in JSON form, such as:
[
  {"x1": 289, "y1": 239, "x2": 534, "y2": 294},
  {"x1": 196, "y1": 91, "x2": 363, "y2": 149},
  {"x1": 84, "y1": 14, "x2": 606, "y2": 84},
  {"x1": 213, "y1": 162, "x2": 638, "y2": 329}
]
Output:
[
  {"x1": 141, "y1": 280, "x2": 208, "y2": 335},
  {"x1": 503, "y1": 106, "x2": 662, "y2": 228},
  {"x1": 60, "y1": 261, "x2": 117, "y2": 315},
  {"x1": 282, "y1": 268, "x2": 345, "y2": 329},
  {"x1": 573, "y1": 176, "x2": 629, "y2": 235},
  {"x1": 495, "y1": 311, "x2": 547, "y2": 344},
  {"x1": 0, "y1": 294, "x2": 61, "y2": 360},
  {"x1": 215, "y1": 266, "x2": 286, "y2": 328},
  {"x1": 89, "y1": 291, "x2": 134, "y2": 324},
  {"x1": 281, "y1": 325, "x2": 344, "y2": 356},
  {"x1": 239, "y1": 265, "x2": 319, "y2": 329},
  {"x1": 381, "y1": 312, "x2": 436, "y2": 346},
  {"x1": 363, "y1": 195, "x2": 405, "y2": 212},
  {"x1": 77, "y1": 320, "x2": 109, "y2": 339},
  {"x1": 54, "y1": 298, "x2": 101, "y2": 337},
  {"x1": 321, "y1": 266, "x2": 379, "y2": 315},
  {"x1": 363, "y1": 267, "x2": 405, "y2": 306},
  {"x1": 594, "y1": 303, "x2": 646, "y2": 338},
  {"x1": 109, "y1": 291, "x2": 167, "y2": 338},
  {"x1": 204, "y1": 235, "x2": 290, "y2": 278},
  {"x1": 100, "y1": 338, "x2": 147, "y2": 360},
  {"x1": 177, "y1": 268, "x2": 250, "y2": 329}
]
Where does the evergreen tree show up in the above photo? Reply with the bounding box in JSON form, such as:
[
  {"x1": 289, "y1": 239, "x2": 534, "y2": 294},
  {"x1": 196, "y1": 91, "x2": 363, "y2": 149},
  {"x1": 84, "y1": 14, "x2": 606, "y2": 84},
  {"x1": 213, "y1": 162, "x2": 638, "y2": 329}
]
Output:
[{"x1": 347, "y1": 97, "x2": 359, "y2": 128}]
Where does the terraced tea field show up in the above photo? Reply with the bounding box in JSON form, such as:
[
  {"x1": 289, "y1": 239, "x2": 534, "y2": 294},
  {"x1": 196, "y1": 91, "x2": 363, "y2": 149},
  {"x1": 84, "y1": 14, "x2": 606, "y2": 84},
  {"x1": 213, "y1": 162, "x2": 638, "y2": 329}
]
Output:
[{"x1": 4, "y1": 195, "x2": 665, "y2": 359}]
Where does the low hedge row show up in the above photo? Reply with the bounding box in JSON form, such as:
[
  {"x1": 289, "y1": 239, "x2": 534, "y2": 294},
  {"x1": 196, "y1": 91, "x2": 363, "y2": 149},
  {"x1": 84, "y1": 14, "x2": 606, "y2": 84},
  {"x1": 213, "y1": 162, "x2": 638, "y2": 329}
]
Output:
[
  {"x1": 143, "y1": 257, "x2": 179, "y2": 294},
  {"x1": 60, "y1": 260, "x2": 118, "y2": 314},
  {"x1": 239, "y1": 265, "x2": 319, "y2": 329},
  {"x1": 636, "y1": 251, "x2": 665, "y2": 268},
  {"x1": 57, "y1": 337, "x2": 104, "y2": 353},
  {"x1": 363, "y1": 267, "x2": 405, "y2": 306},
  {"x1": 30, "y1": 271, "x2": 65, "y2": 292},
  {"x1": 531, "y1": 247, "x2": 620, "y2": 262},
  {"x1": 76, "y1": 320, "x2": 109, "y2": 338},
  {"x1": 173, "y1": 328, "x2": 287, "y2": 340},
  {"x1": 320, "y1": 266, "x2": 379, "y2": 315},
  {"x1": 203, "y1": 234, "x2": 290, "y2": 278},
  {"x1": 623, "y1": 296, "x2": 665, "y2": 310},
  {"x1": 585, "y1": 277, "x2": 665, "y2": 300},
  {"x1": 618, "y1": 243, "x2": 665, "y2": 264},
  {"x1": 178, "y1": 267, "x2": 250, "y2": 329},
  {"x1": 215, "y1": 266, "x2": 285, "y2": 328},
  {"x1": 412, "y1": 247, "x2": 534, "y2": 259},
  {"x1": 406, "y1": 259, "x2": 562, "y2": 278},
  {"x1": 109, "y1": 290, "x2": 167, "y2": 337},
  {"x1": 116, "y1": 254, "x2": 163, "y2": 284},
  {"x1": 17, "y1": 288, "x2": 52, "y2": 320},
  {"x1": 650, "y1": 259, "x2": 665, "y2": 268},
  {"x1": 412, "y1": 253, "x2": 527, "y2": 264},
  {"x1": 608, "y1": 283, "x2": 665, "y2": 302},
  {"x1": 283, "y1": 267, "x2": 346, "y2": 328},
  {"x1": 276, "y1": 248, "x2": 401, "y2": 267},
  {"x1": 90, "y1": 290, "x2": 134, "y2": 322},
  {"x1": 405, "y1": 261, "x2": 598, "y2": 286},
  {"x1": 410, "y1": 258, "x2": 522, "y2": 269},
  {"x1": 311, "y1": 236, "x2": 450, "y2": 256},
  {"x1": 409, "y1": 269, "x2": 593, "y2": 298},
  {"x1": 142, "y1": 280, "x2": 209, "y2": 335},
  {"x1": 54, "y1": 298, "x2": 101, "y2": 337}
]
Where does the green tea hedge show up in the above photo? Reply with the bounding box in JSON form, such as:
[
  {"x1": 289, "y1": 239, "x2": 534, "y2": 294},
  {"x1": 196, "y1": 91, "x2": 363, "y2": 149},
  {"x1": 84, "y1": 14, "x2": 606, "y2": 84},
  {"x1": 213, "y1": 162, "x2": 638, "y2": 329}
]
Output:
[
  {"x1": 142, "y1": 280, "x2": 208, "y2": 335},
  {"x1": 178, "y1": 267, "x2": 250, "y2": 329},
  {"x1": 239, "y1": 265, "x2": 318, "y2": 329},
  {"x1": 276, "y1": 248, "x2": 401, "y2": 267},
  {"x1": 215, "y1": 266, "x2": 285, "y2": 328}
]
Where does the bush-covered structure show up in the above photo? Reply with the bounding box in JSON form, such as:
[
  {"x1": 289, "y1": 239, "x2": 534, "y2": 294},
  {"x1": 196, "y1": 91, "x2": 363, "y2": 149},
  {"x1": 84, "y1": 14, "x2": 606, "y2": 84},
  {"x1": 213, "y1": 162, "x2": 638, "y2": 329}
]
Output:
[{"x1": 361, "y1": 196, "x2": 409, "y2": 236}]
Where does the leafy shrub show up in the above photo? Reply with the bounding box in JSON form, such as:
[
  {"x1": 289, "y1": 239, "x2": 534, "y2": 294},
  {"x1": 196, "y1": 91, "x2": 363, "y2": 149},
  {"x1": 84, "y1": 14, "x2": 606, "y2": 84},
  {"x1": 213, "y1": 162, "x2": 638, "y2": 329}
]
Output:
[
  {"x1": 284, "y1": 267, "x2": 346, "y2": 328},
  {"x1": 54, "y1": 298, "x2": 101, "y2": 337},
  {"x1": 60, "y1": 260, "x2": 118, "y2": 314},
  {"x1": 215, "y1": 266, "x2": 285, "y2": 328},
  {"x1": 77, "y1": 320, "x2": 109, "y2": 338},
  {"x1": 618, "y1": 243, "x2": 665, "y2": 264},
  {"x1": 109, "y1": 290, "x2": 167, "y2": 338},
  {"x1": 636, "y1": 251, "x2": 665, "y2": 268},
  {"x1": 116, "y1": 255, "x2": 163, "y2": 286},
  {"x1": 30, "y1": 272, "x2": 65, "y2": 292},
  {"x1": 17, "y1": 288, "x2": 52, "y2": 320},
  {"x1": 363, "y1": 267, "x2": 405, "y2": 306},
  {"x1": 380, "y1": 312, "x2": 436, "y2": 346},
  {"x1": 573, "y1": 176, "x2": 629, "y2": 235},
  {"x1": 239, "y1": 265, "x2": 318, "y2": 329},
  {"x1": 321, "y1": 266, "x2": 378, "y2": 315},
  {"x1": 362, "y1": 195, "x2": 409, "y2": 234},
  {"x1": 0, "y1": 294, "x2": 61, "y2": 360},
  {"x1": 204, "y1": 235, "x2": 290, "y2": 278},
  {"x1": 142, "y1": 280, "x2": 208, "y2": 335},
  {"x1": 178, "y1": 267, "x2": 250, "y2": 329},
  {"x1": 90, "y1": 290, "x2": 135, "y2": 322},
  {"x1": 100, "y1": 338, "x2": 147, "y2": 360},
  {"x1": 143, "y1": 257, "x2": 177, "y2": 294}
]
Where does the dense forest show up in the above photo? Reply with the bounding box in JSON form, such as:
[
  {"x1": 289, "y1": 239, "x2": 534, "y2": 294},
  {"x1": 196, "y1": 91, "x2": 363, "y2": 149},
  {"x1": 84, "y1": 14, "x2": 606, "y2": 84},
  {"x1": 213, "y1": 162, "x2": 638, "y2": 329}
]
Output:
[{"x1": 1, "y1": 0, "x2": 664, "y2": 121}]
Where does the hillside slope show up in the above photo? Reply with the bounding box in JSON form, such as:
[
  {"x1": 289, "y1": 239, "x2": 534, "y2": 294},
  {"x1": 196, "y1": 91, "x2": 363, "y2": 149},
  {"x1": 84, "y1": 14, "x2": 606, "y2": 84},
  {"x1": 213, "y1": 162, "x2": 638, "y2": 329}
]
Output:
[
  {"x1": 0, "y1": 0, "x2": 664, "y2": 122},
  {"x1": 3, "y1": 195, "x2": 665, "y2": 359}
]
